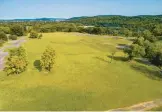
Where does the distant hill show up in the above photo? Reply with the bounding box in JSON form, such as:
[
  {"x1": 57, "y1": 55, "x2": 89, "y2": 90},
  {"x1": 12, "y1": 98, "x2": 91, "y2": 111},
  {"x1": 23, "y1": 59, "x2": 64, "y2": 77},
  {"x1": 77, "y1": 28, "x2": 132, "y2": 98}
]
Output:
[
  {"x1": 67, "y1": 15, "x2": 162, "y2": 27},
  {"x1": 0, "y1": 15, "x2": 162, "y2": 22},
  {"x1": 68, "y1": 15, "x2": 162, "y2": 20},
  {"x1": 0, "y1": 18, "x2": 66, "y2": 22}
]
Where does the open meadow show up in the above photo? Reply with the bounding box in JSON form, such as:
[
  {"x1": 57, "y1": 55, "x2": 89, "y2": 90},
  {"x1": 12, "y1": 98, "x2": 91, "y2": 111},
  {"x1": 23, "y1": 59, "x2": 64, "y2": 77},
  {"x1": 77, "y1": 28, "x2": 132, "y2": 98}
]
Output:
[{"x1": 0, "y1": 32, "x2": 161, "y2": 110}]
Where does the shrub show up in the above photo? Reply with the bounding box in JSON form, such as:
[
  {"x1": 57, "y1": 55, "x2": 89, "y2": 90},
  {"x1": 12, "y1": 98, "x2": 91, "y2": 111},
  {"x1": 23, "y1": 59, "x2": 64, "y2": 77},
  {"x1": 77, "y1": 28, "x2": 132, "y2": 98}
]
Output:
[
  {"x1": 0, "y1": 40, "x2": 4, "y2": 47},
  {"x1": 38, "y1": 34, "x2": 43, "y2": 39},
  {"x1": 29, "y1": 31, "x2": 38, "y2": 38},
  {"x1": 9, "y1": 35, "x2": 17, "y2": 40},
  {"x1": 0, "y1": 31, "x2": 8, "y2": 41}
]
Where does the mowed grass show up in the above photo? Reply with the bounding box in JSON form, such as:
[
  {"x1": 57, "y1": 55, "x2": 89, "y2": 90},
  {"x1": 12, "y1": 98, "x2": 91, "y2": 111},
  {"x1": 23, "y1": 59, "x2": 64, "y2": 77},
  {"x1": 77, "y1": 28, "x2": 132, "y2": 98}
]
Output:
[{"x1": 0, "y1": 32, "x2": 162, "y2": 110}]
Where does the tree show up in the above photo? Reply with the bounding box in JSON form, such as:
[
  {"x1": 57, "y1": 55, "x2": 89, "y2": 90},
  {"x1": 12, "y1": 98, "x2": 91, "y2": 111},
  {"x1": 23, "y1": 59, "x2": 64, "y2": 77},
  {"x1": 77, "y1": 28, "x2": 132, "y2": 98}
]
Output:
[
  {"x1": 0, "y1": 31, "x2": 8, "y2": 41},
  {"x1": 142, "y1": 30, "x2": 152, "y2": 39},
  {"x1": 4, "y1": 46, "x2": 28, "y2": 75},
  {"x1": 124, "y1": 44, "x2": 145, "y2": 60},
  {"x1": 29, "y1": 31, "x2": 38, "y2": 38},
  {"x1": 142, "y1": 30, "x2": 156, "y2": 42},
  {"x1": 9, "y1": 35, "x2": 17, "y2": 40},
  {"x1": 38, "y1": 34, "x2": 43, "y2": 39},
  {"x1": 145, "y1": 43, "x2": 162, "y2": 67},
  {"x1": 91, "y1": 27, "x2": 105, "y2": 35},
  {"x1": 0, "y1": 26, "x2": 10, "y2": 34},
  {"x1": 153, "y1": 25, "x2": 162, "y2": 36},
  {"x1": 40, "y1": 46, "x2": 55, "y2": 72},
  {"x1": 133, "y1": 37, "x2": 145, "y2": 46},
  {"x1": 124, "y1": 28, "x2": 132, "y2": 37},
  {"x1": 10, "y1": 25, "x2": 24, "y2": 36}
]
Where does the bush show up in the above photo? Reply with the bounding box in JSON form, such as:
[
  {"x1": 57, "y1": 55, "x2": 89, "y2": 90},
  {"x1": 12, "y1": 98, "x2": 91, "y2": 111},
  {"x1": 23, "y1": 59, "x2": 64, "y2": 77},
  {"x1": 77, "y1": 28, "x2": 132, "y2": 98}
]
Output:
[
  {"x1": 0, "y1": 26, "x2": 10, "y2": 34},
  {"x1": 29, "y1": 31, "x2": 38, "y2": 38},
  {"x1": 0, "y1": 40, "x2": 4, "y2": 47},
  {"x1": 38, "y1": 34, "x2": 43, "y2": 39},
  {"x1": 40, "y1": 46, "x2": 55, "y2": 72},
  {"x1": 9, "y1": 35, "x2": 17, "y2": 40},
  {"x1": 4, "y1": 46, "x2": 28, "y2": 75},
  {"x1": 0, "y1": 31, "x2": 8, "y2": 41}
]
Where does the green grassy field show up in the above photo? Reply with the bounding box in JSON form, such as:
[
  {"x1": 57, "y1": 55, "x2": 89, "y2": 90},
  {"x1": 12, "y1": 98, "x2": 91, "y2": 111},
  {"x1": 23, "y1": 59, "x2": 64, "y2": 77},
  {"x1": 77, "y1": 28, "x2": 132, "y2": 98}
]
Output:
[{"x1": 0, "y1": 32, "x2": 162, "y2": 110}]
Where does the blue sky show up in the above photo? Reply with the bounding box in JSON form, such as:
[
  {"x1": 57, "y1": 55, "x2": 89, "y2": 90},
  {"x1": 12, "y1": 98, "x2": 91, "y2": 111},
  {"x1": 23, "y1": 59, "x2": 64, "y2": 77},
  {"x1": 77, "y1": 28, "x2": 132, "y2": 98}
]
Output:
[{"x1": 0, "y1": 0, "x2": 162, "y2": 19}]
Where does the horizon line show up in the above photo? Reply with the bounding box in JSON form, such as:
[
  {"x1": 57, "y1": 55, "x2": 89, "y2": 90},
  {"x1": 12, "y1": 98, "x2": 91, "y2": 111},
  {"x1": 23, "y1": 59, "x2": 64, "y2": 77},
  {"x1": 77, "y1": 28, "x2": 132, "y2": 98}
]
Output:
[{"x1": 0, "y1": 14, "x2": 162, "y2": 20}]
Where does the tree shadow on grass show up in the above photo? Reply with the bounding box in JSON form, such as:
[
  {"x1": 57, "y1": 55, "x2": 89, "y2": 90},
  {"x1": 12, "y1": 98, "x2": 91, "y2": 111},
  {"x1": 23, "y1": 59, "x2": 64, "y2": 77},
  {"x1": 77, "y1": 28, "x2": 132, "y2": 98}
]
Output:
[
  {"x1": 134, "y1": 58, "x2": 152, "y2": 66},
  {"x1": 94, "y1": 57, "x2": 110, "y2": 63},
  {"x1": 33, "y1": 60, "x2": 42, "y2": 72},
  {"x1": 131, "y1": 64, "x2": 162, "y2": 81},
  {"x1": 116, "y1": 44, "x2": 129, "y2": 50},
  {"x1": 107, "y1": 55, "x2": 128, "y2": 62}
]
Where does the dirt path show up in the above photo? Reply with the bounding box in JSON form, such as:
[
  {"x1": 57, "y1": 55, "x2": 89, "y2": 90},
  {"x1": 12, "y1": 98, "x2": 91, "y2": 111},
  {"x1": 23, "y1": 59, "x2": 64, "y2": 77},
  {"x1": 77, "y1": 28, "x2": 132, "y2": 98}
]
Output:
[
  {"x1": 109, "y1": 99, "x2": 162, "y2": 111},
  {"x1": 0, "y1": 37, "x2": 26, "y2": 70}
]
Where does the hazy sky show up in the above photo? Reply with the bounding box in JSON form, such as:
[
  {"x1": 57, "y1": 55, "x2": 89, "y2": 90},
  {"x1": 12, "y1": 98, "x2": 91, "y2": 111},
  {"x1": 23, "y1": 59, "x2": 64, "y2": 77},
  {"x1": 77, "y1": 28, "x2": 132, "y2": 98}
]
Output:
[{"x1": 0, "y1": 0, "x2": 162, "y2": 19}]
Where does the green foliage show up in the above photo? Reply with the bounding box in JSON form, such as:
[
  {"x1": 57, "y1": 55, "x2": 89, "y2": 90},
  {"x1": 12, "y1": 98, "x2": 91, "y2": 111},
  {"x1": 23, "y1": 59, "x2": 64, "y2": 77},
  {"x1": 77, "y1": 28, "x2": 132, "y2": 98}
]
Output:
[
  {"x1": 0, "y1": 26, "x2": 10, "y2": 34},
  {"x1": 153, "y1": 25, "x2": 162, "y2": 36},
  {"x1": 10, "y1": 25, "x2": 24, "y2": 36},
  {"x1": 0, "y1": 31, "x2": 8, "y2": 41},
  {"x1": 133, "y1": 37, "x2": 145, "y2": 46},
  {"x1": 29, "y1": 31, "x2": 38, "y2": 38},
  {"x1": 40, "y1": 46, "x2": 55, "y2": 72},
  {"x1": 9, "y1": 35, "x2": 17, "y2": 40},
  {"x1": 142, "y1": 30, "x2": 156, "y2": 42},
  {"x1": 38, "y1": 34, "x2": 43, "y2": 39},
  {"x1": 4, "y1": 46, "x2": 28, "y2": 75},
  {"x1": 123, "y1": 28, "x2": 133, "y2": 37},
  {"x1": 0, "y1": 40, "x2": 4, "y2": 47},
  {"x1": 124, "y1": 44, "x2": 145, "y2": 60},
  {"x1": 146, "y1": 43, "x2": 162, "y2": 67}
]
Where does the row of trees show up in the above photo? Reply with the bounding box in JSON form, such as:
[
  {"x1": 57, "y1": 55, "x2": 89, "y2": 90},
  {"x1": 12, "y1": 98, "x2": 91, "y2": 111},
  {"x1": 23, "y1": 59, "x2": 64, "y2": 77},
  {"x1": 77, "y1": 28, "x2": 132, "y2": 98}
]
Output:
[
  {"x1": 69, "y1": 15, "x2": 162, "y2": 36},
  {"x1": 0, "y1": 16, "x2": 162, "y2": 38},
  {"x1": 4, "y1": 46, "x2": 55, "y2": 75}
]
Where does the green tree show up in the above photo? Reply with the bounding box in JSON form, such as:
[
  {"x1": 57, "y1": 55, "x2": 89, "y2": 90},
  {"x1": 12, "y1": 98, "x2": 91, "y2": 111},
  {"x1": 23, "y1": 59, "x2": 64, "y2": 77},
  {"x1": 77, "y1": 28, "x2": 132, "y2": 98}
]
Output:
[
  {"x1": 124, "y1": 29, "x2": 132, "y2": 37},
  {"x1": 0, "y1": 26, "x2": 10, "y2": 34},
  {"x1": 38, "y1": 34, "x2": 43, "y2": 39},
  {"x1": 153, "y1": 25, "x2": 162, "y2": 36},
  {"x1": 0, "y1": 31, "x2": 8, "y2": 41},
  {"x1": 133, "y1": 37, "x2": 145, "y2": 46},
  {"x1": 124, "y1": 44, "x2": 146, "y2": 60},
  {"x1": 29, "y1": 31, "x2": 38, "y2": 38},
  {"x1": 10, "y1": 25, "x2": 24, "y2": 36},
  {"x1": 142, "y1": 30, "x2": 156, "y2": 42},
  {"x1": 40, "y1": 46, "x2": 55, "y2": 72},
  {"x1": 4, "y1": 46, "x2": 28, "y2": 75}
]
